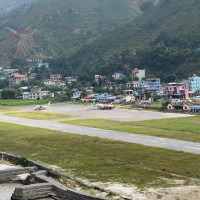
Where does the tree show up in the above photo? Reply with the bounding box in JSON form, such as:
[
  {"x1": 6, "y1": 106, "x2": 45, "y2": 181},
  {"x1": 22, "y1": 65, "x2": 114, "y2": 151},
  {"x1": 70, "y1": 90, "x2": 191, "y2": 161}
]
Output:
[{"x1": 1, "y1": 89, "x2": 16, "y2": 99}]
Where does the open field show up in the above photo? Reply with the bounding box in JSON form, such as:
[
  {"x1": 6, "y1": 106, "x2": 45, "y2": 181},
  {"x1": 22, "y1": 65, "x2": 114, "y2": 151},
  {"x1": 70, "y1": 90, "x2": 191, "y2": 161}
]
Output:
[
  {"x1": 4, "y1": 111, "x2": 78, "y2": 120},
  {"x1": 61, "y1": 115, "x2": 200, "y2": 142},
  {"x1": 0, "y1": 121, "x2": 200, "y2": 188},
  {"x1": 0, "y1": 99, "x2": 50, "y2": 106},
  {"x1": 0, "y1": 106, "x2": 20, "y2": 112}
]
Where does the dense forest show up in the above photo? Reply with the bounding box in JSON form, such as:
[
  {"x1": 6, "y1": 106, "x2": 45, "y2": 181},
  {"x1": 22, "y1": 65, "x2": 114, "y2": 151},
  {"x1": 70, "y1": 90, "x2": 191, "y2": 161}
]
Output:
[{"x1": 49, "y1": 0, "x2": 200, "y2": 82}]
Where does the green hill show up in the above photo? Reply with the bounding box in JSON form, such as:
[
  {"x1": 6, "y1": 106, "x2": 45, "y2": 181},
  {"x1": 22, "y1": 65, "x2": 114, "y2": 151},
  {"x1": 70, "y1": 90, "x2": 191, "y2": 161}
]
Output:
[
  {"x1": 0, "y1": 0, "x2": 140, "y2": 61},
  {"x1": 50, "y1": 0, "x2": 200, "y2": 81}
]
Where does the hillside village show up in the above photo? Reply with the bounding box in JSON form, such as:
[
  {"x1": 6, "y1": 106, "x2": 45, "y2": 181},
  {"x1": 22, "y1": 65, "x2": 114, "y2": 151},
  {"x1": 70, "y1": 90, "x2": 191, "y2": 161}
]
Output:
[{"x1": 0, "y1": 61, "x2": 200, "y2": 113}]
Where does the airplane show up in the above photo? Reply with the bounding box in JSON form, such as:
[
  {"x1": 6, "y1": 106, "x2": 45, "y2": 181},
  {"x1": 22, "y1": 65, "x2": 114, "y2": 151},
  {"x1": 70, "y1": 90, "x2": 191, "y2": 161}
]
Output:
[
  {"x1": 95, "y1": 103, "x2": 115, "y2": 110},
  {"x1": 34, "y1": 101, "x2": 51, "y2": 111}
]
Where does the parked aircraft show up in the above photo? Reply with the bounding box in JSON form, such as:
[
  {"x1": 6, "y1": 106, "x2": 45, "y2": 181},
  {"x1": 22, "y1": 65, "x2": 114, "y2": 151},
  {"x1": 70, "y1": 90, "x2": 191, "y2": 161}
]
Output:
[
  {"x1": 34, "y1": 102, "x2": 51, "y2": 111},
  {"x1": 96, "y1": 103, "x2": 115, "y2": 110}
]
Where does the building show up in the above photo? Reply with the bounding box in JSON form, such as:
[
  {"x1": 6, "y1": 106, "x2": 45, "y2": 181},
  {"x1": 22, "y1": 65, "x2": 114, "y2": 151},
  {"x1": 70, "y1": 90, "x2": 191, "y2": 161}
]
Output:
[
  {"x1": 9, "y1": 74, "x2": 28, "y2": 87},
  {"x1": 50, "y1": 74, "x2": 62, "y2": 81},
  {"x1": 65, "y1": 76, "x2": 78, "y2": 83},
  {"x1": 71, "y1": 91, "x2": 82, "y2": 101},
  {"x1": 132, "y1": 68, "x2": 145, "y2": 81},
  {"x1": 22, "y1": 88, "x2": 54, "y2": 100},
  {"x1": 146, "y1": 78, "x2": 161, "y2": 89},
  {"x1": 4, "y1": 69, "x2": 19, "y2": 74},
  {"x1": 95, "y1": 75, "x2": 100, "y2": 83},
  {"x1": 43, "y1": 74, "x2": 66, "y2": 88},
  {"x1": 43, "y1": 80, "x2": 66, "y2": 88},
  {"x1": 187, "y1": 74, "x2": 200, "y2": 93},
  {"x1": 164, "y1": 83, "x2": 189, "y2": 99},
  {"x1": 123, "y1": 90, "x2": 135, "y2": 102},
  {"x1": 38, "y1": 63, "x2": 49, "y2": 68},
  {"x1": 112, "y1": 73, "x2": 126, "y2": 80}
]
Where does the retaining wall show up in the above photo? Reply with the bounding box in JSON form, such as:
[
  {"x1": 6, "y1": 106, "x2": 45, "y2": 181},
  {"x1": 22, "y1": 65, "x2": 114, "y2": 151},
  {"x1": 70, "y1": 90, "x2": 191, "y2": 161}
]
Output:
[
  {"x1": 0, "y1": 152, "x2": 108, "y2": 200},
  {"x1": 11, "y1": 183, "x2": 52, "y2": 200}
]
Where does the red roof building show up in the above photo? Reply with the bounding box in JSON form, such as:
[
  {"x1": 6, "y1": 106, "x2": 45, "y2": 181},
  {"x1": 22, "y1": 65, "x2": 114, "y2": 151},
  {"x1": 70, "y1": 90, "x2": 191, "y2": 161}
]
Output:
[{"x1": 9, "y1": 74, "x2": 28, "y2": 87}]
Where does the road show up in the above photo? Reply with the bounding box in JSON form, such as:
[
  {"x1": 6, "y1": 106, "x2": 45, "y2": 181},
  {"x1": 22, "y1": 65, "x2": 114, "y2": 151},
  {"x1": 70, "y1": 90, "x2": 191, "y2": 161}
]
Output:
[{"x1": 0, "y1": 113, "x2": 200, "y2": 154}]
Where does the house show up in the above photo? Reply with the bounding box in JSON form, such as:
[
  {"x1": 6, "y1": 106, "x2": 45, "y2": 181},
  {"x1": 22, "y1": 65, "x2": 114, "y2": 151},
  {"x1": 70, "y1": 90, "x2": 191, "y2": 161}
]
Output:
[
  {"x1": 190, "y1": 105, "x2": 200, "y2": 113},
  {"x1": 65, "y1": 76, "x2": 78, "y2": 83},
  {"x1": 112, "y1": 73, "x2": 126, "y2": 80},
  {"x1": 164, "y1": 83, "x2": 189, "y2": 99},
  {"x1": 71, "y1": 91, "x2": 82, "y2": 101},
  {"x1": 22, "y1": 92, "x2": 30, "y2": 100},
  {"x1": 43, "y1": 80, "x2": 66, "y2": 88},
  {"x1": 22, "y1": 88, "x2": 54, "y2": 100},
  {"x1": 4, "y1": 69, "x2": 19, "y2": 74},
  {"x1": 167, "y1": 102, "x2": 190, "y2": 111},
  {"x1": 29, "y1": 73, "x2": 37, "y2": 79},
  {"x1": 132, "y1": 68, "x2": 145, "y2": 81},
  {"x1": 9, "y1": 74, "x2": 28, "y2": 87},
  {"x1": 50, "y1": 74, "x2": 62, "y2": 81}
]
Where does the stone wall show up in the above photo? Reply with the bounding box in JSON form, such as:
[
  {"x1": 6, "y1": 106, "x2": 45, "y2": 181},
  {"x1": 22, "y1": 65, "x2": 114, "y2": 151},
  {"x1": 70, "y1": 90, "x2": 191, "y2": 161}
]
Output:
[
  {"x1": 0, "y1": 168, "x2": 32, "y2": 184},
  {"x1": 11, "y1": 183, "x2": 52, "y2": 200},
  {"x1": 0, "y1": 151, "x2": 108, "y2": 200}
]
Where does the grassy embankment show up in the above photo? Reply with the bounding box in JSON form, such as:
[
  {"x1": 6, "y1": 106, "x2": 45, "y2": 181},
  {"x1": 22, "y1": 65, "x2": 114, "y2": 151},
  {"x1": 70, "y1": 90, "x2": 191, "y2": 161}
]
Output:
[
  {"x1": 0, "y1": 121, "x2": 200, "y2": 187},
  {"x1": 0, "y1": 99, "x2": 50, "y2": 106},
  {"x1": 60, "y1": 115, "x2": 200, "y2": 142},
  {"x1": 4, "y1": 112, "x2": 78, "y2": 120}
]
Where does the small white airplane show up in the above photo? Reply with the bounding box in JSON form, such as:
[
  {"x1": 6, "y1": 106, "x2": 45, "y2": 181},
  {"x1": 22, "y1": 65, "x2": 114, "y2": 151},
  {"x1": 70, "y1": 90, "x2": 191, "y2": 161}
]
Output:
[{"x1": 34, "y1": 102, "x2": 51, "y2": 111}]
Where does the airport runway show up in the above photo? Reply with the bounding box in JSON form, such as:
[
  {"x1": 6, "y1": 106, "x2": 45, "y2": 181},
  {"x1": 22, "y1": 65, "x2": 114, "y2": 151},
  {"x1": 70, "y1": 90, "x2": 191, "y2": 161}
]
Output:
[{"x1": 0, "y1": 113, "x2": 200, "y2": 154}]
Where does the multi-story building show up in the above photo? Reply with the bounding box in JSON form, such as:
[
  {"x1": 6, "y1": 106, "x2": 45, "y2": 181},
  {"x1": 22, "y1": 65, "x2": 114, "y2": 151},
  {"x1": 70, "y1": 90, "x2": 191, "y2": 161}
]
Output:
[
  {"x1": 22, "y1": 88, "x2": 54, "y2": 100},
  {"x1": 43, "y1": 80, "x2": 66, "y2": 88},
  {"x1": 187, "y1": 74, "x2": 200, "y2": 93},
  {"x1": 164, "y1": 83, "x2": 189, "y2": 99},
  {"x1": 9, "y1": 74, "x2": 28, "y2": 87},
  {"x1": 146, "y1": 78, "x2": 161, "y2": 89},
  {"x1": 132, "y1": 68, "x2": 145, "y2": 81}
]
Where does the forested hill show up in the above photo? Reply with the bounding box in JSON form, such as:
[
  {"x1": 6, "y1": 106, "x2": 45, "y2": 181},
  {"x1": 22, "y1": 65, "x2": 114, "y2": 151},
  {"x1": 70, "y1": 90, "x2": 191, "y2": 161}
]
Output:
[
  {"x1": 50, "y1": 0, "x2": 200, "y2": 81},
  {"x1": 0, "y1": 0, "x2": 141, "y2": 61},
  {"x1": 0, "y1": 0, "x2": 33, "y2": 14}
]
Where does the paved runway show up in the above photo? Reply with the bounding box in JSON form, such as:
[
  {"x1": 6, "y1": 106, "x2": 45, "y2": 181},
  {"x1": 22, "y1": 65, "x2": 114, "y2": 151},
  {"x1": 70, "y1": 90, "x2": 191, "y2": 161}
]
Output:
[
  {"x1": 19, "y1": 104, "x2": 191, "y2": 121},
  {"x1": 0, "y1": 113, "x2": 200, "y2": 154}
]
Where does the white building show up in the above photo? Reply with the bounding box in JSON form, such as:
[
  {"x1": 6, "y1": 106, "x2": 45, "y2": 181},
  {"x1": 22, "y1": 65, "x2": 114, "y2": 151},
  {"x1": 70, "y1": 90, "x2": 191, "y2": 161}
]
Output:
[{"x1": 22, "y1": 88, "x2": 54, "y2": 100}]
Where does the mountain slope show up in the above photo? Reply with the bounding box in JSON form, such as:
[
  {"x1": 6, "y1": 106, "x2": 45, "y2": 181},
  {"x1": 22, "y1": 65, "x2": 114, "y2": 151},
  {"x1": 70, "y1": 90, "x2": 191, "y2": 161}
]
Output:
[
  {"x1": 0, "y1": 0, "x2": 140, "y2": 61},
  {"x1": 0, "y1": 0, "x2": 33, "y2": 14},
  {"x1": 51, "y1": 0, "x2": 200, "y2": 80}
]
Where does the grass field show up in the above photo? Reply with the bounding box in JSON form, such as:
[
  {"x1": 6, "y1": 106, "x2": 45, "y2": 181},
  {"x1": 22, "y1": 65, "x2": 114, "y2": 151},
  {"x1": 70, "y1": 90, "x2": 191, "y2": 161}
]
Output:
[
  {"x1": 60, "y1": 115, "x2": 200, "y2": 142},
  {"x1": 0, "y1": 99, "x2": 50, "y2": 106},
  {"x1": 0, "y1": 122, "x2": 200, "y2": 187},
  {"x1": 4, "y1": 112, "x2": 78, "y2": 120},
  {"x1": 0, "y1": 106, "x2": 20, "y2": 112}
]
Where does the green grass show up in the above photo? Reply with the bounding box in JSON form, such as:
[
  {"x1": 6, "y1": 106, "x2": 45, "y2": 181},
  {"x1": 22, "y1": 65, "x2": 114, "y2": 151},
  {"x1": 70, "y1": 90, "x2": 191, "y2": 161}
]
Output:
[
  {"x1": 0, "y1": 121, "x2": 200, "y2": 187},
  {"x1": 4, "y1": 111, "x2": 78, "y2": 120},
  {"x1": 60, "y1": 116, "x2": 200, "y2": 142},
  {"x1": 0, "y1": 106, "x2": 20, "y2": 112},
  {"x1": 0, "y1": 99, "x2": 50, "y2": 106}
]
